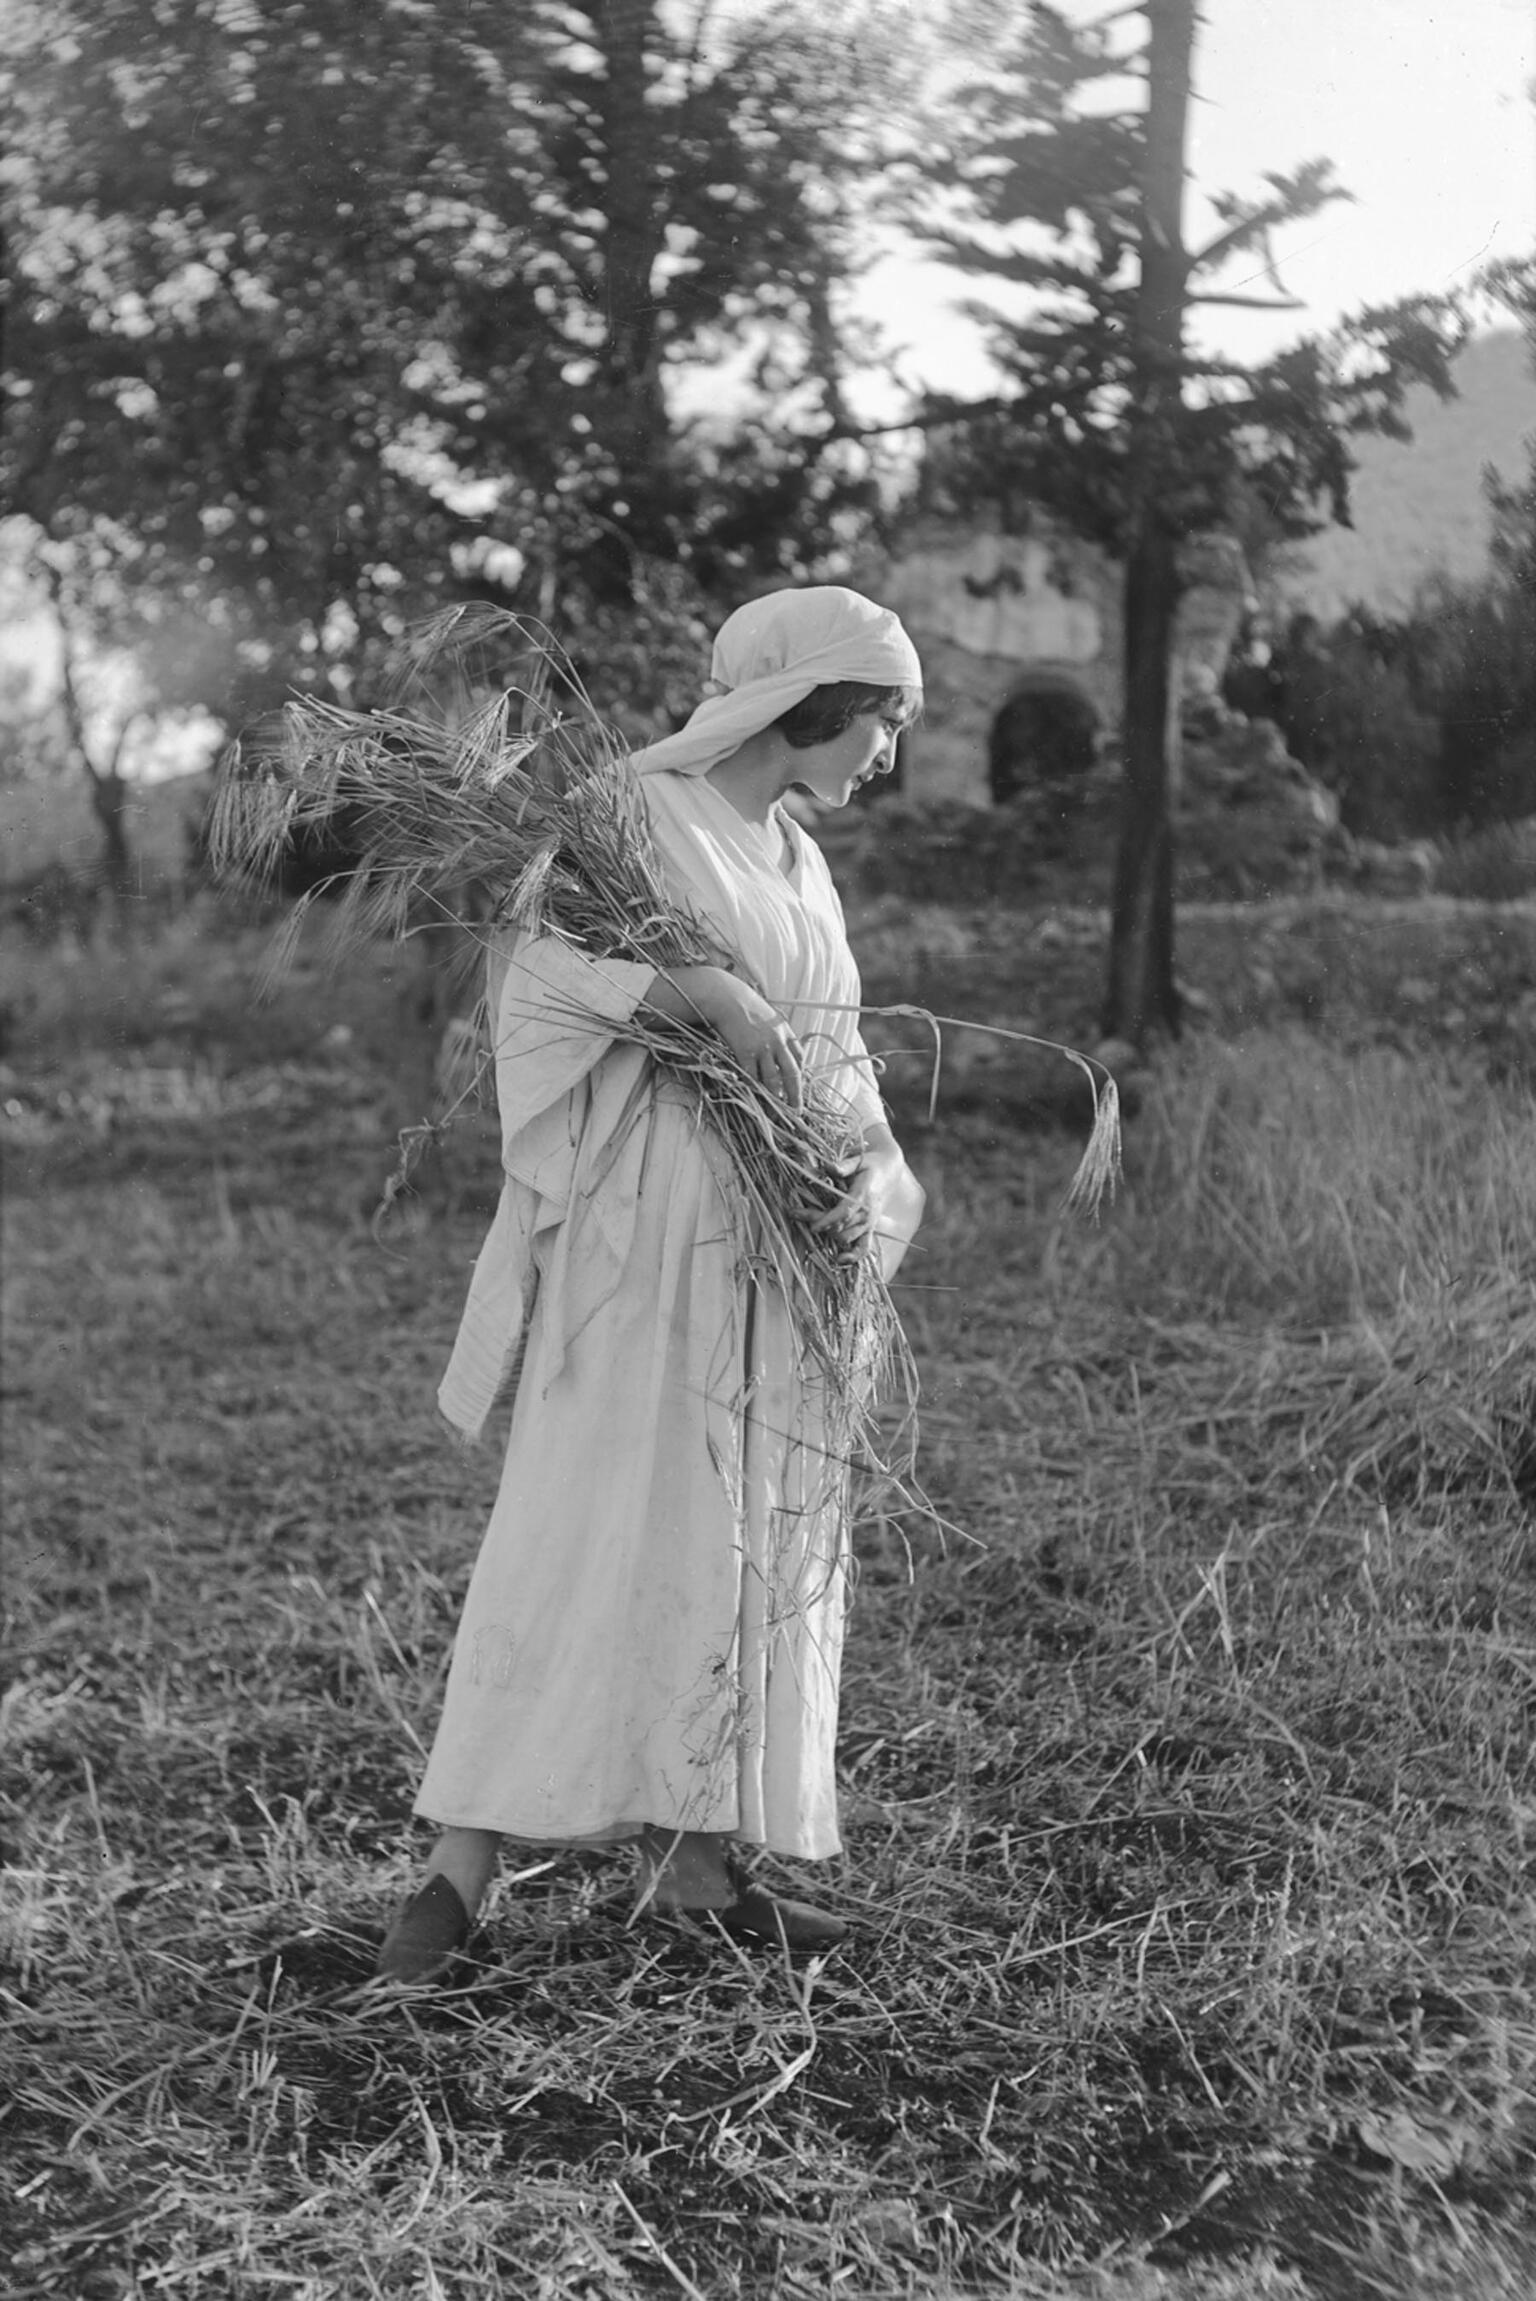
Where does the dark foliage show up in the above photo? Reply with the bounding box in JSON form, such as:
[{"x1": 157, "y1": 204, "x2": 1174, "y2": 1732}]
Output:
[
  {"x1": 1, "y1": 0, "x2": 891, "y2": 724},
  {"x1": 1252, "y1": 612, "x2": 1442, "y2": 841},
  {"x1": 1253, "y1": 264, "x2": 1536, "y2": 851}
]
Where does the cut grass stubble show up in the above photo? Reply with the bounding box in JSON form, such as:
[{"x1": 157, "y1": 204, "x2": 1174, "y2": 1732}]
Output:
[{"x1": 4, "y1": 929, "x2": 1536, "y2": 2294}]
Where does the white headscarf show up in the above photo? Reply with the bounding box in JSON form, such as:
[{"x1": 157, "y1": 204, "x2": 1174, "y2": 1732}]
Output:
[{"x1": 629, "y1": 585, "x2": 922, "y2": 779}]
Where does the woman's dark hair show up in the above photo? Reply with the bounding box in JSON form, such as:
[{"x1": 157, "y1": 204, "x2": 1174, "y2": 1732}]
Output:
[{"x1": 773, "y1": 680, "x2": 920, "y2": 750}]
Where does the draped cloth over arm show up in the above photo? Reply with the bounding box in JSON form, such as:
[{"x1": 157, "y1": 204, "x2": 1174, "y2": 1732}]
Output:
[{"x1": 436, "y1": 936, "x2": 656, "y2": 1441}]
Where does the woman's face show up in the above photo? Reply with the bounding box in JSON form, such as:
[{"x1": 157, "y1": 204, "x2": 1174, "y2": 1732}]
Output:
[{"x1": 781, "y1": 711, "x2": 903, "y2": 811}]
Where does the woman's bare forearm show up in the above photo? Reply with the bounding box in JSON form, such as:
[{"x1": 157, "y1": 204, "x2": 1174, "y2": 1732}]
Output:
[
  {"x1": 639, "y1": 964, "x2": 735, "y2": 1028},
  {"x1": 640, "y1": 965, "x2": 804, "y2": 1107}
]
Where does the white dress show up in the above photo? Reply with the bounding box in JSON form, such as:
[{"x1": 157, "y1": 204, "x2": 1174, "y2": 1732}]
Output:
[{"x1": 414, "y1": 768, "x2": 915, "y2": 1860}]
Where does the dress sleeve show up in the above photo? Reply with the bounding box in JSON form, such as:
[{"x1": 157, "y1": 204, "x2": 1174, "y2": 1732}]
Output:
[
  {"x1": 438, "y1": 934, "x2": 658, "y2": 1439},
  {"x1": 839, "y1": 1025, "x2": 888, "y2": 1137},
  {"x1": 486, "y1": 931, "x2": 656, "y2": 1184}
]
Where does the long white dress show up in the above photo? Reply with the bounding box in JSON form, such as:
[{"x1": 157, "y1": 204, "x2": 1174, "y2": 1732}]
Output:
[{"x1": 415, "y1": 768, "x2": 911, "y2": 1861}]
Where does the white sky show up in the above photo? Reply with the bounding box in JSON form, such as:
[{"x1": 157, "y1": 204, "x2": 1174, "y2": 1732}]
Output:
[{"x1": 855, "y1": 0, "x2": 1536, "y2": 405}]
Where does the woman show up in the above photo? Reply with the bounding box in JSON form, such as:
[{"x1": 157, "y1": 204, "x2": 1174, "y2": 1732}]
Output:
[{"x1": 378, "y1": 585, "x2": 926, "y2": 1981}]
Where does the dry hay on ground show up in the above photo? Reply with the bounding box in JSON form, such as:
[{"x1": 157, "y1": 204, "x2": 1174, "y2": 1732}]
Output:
[{"x1": 4, "y1": 905, "x2": 1536, "y2": 2300}]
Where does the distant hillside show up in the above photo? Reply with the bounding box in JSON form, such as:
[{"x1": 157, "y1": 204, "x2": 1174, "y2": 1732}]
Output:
[{"x1": 1284, "y1": 330, "x2": 1536, "y2": 622}]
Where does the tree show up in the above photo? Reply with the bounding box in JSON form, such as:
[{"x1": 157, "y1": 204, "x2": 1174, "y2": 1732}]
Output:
[
  {"x1": 34, "y1": 550, "x2": 139, "y2": 904},
  {"x1": 919, "y1": 1, "x2": 1467, "y2": 1047},
  {"x1": 1, "y1": 0, "x2": 896, "y2": 748},
  {"x1": 1441, "y1": 259, "x2": 1536, "y2": 826},
  {"x1": 1110, "y1": 0, "x2": 1193, "y2": 1048},
  {"x1": 1410, "y1": 314, "x2": 1536, "y2": 832}
]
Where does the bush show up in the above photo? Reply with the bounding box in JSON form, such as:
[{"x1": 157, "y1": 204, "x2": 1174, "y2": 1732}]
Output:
[
  {"x1": 1433, "y1": 814, "x2": 1536, "y2": 901},
  {"x1": 843, "y1": 786, "x2": 1117, "y2": 905},
  {"x1": 1431, "y1": 591, "x2": 1536, "y2": 828},
  {"x1": 1263, "y1": 615, "x2": 1442, "y2": 841},
  {"x1": 843, "y1": 739, "x2": 1331, "y2": 909},
  {"x1": 1173, "y1": 799, "x2": 1330, "y2": 901}
]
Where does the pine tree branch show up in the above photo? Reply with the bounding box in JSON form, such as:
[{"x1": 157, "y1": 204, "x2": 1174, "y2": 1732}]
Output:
[
  {"x1": 1188, "y1": 291, "x2": 1305, "y2": 311},
  {"x1": 829, "y1": 396, "x2": 1011, "y2": 442},
  {"x1": 1081, "y1": 1, "x2": 1148, "y2": 26},
  {"x1": 1187, "y1": 162, "x2": 1353, "y2": 279},
  {"x1": 933, "y1": 247, "x2": 1110, "y2": 297}
]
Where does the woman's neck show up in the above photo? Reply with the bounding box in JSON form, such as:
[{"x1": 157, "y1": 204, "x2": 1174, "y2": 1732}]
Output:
[{"x1": 705, "y1": 730, "x2": 788, "y2": 827}]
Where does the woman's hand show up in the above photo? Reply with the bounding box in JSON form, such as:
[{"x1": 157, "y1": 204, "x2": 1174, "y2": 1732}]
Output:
[
  {"x1": 810, "y1": 1129, "x2": 914, "y2": 1262},
  {"x1": 645, "y1": 965, "x2": 804, "y2": 1110},
  {"x1": 808, "y1": 1156, "x2": 877, "y2": 1257}
]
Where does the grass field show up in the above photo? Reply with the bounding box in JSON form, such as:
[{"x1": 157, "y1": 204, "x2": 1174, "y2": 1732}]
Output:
[{"x1": 4, "y1": 892, "x2": 1536, "y2": 2299}]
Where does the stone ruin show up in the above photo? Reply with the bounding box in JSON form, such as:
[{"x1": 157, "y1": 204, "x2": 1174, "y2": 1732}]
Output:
[
  {"x1": 870, "y1": 514, "x2": 1120, "y2": 804},
  {"x1": 871, "y1": 513, "x2": 1279, "y2": 795},
  {"x1": 851, "y1": 511, "x2": 1339, "y2": 901}
]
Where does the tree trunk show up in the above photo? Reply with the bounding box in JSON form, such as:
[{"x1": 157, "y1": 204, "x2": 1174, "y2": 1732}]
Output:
[
  {"x1": 41, "y1": 554, "x2": 138, "y2": 917},
  {"x1": 87, "y1": 767, "x2": 135, "y2": 905},
  {"x1": 591, "y1": 0, "x2": 667, "y2": 466},
  {"x1": 1102, "y1": 0, "x2": 1195, "y2": 1049},
  {"x1": 1104, "y1": 526, "x2": 1179, "y2": 1045}
]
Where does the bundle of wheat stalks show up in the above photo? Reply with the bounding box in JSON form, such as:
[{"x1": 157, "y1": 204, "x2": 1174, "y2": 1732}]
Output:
[{"x1": 211, "y1": 606, "x2": 1118, "y2": 1474}]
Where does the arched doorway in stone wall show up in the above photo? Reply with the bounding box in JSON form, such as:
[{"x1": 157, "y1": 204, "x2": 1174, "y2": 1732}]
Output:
[{"x1": 987, "y1": 676, "x2": 1101, "y2": 805}]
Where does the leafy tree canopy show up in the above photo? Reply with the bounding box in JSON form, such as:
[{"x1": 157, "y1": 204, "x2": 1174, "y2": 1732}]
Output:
[{"x1": 1, "y1": 0, "x2": 898, "y2": 725}]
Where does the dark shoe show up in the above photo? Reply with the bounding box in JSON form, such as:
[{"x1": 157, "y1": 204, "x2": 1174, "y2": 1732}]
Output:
[
  {"x1": 715, "y1": 1877, "x2": 848, "y2": 1953},
  {"x1": 375, "y1": 1874, "x2": 472, "y2": 1984}
]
